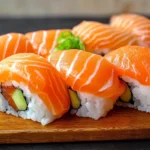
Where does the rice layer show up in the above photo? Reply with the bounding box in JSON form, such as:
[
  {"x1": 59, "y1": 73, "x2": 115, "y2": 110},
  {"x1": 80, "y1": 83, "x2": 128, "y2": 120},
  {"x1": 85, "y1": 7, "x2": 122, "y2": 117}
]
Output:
[
  {"x1": 117, "y1": 76, "x2": 150, "y2": 112},
  {"x1": 75, "y1": 92, "x2": 114, "y2": 119},
  {"x1": 0, "y1": 81, "x2": 55, "y2": 125}
]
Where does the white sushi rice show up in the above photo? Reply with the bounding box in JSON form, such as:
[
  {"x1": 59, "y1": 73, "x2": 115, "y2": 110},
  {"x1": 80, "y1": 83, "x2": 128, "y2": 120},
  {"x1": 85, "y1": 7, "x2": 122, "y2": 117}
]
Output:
[
  {"x1": 74, "y1": 92, "x2": 114, "y2": 119},
  {"x1": 116, "y1": 76, "x2": 150, "y2": 112},
  {"x1": 0, "y1": 81, "x2": 56, "y2": 125}
]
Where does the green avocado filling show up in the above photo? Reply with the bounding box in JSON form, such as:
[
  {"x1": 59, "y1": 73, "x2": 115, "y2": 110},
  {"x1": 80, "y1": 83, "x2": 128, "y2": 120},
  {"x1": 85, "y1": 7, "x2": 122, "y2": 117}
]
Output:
[
  {"x1": 54, "y1": 31, "x2": 85, "y2": 52},
  {"x1": 12, "y1": 89, "x2": 27, "y2": 111},
  {"x1": 119, "y1": 83, "x2": 132, "y2": 103},
  {"x1": 68, "y1": 89, "x2": 81, "y2": 109}
]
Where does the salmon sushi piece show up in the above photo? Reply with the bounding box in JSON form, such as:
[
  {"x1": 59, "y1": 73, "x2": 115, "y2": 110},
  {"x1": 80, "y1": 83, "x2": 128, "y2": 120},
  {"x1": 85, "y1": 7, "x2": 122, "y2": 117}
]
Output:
[
  {"x1": 72, "y1": 21, "x2": 138, "y2": 55},
  {"x1": 48, "y1": 50, "x2": 127, "y2": 119},
  {"x1": 25, "y1": 29, "x2": 71, "y2": 57},
  {"x1": 110, "y1": 14, "x2": 150, "y2": 48},
  {"x1": 0, "y1": 53, "x2": 70, "y2": 125},
  {"x1": 0, "y1": 33, "x2": 35, "y2": 60},
  {"x1": 105, "y1": 46, "x2": 150, "y2": 112}
]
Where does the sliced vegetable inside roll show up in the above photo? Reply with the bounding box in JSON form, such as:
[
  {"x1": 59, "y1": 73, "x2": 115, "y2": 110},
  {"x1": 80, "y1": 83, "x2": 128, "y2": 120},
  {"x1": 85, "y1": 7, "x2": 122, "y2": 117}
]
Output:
[
  {"x1": 0, "y1": 53, "x2": 70, "y2": 125},
  {"x1": 105, "y1": 46, "x2": 150, "y2": 112},
  {"x1": 48, "y1": 50, "x2": 127, "y2": 119}
]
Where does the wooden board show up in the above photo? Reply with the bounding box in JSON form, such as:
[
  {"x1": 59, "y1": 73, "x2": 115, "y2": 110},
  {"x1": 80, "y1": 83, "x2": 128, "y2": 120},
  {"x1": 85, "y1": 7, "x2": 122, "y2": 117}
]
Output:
[{"x1": 1, "y1": 106, "x2": 150, "y2": 144}]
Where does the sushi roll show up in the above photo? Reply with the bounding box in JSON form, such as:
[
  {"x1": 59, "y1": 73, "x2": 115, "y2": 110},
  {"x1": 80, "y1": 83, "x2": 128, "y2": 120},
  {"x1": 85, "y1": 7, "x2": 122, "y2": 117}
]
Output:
[
  {"x1": 0, "y1": 53, "x2": 70, "y2": 125},
  {"x1": 72, "y1": 21, "x2": 138, "y2": 55},
  {"x1": 105, "y1": 46, "x2": 150, "y2": 112},
  {"x1": 26, "y1": 29, "x2": 85, "y2": 58},
  {"x1": 25, "y1": 30, "x2": 85, "y2": 58},
  {"x1": 48, "y1": 50, "x2": 127, "y2": 119},
  {"x1": 0, "y1": 33, "x2": 35, "y2": 60},
  {"x1": 110, "y1": 13, "x2": 150, "y2": 48}
]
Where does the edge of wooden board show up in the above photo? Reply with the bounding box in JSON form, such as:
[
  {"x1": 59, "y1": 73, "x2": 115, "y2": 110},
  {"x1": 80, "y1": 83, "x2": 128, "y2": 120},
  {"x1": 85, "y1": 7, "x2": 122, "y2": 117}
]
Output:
[
  {"x1": 0, "y1": 128, "x2": 150, "y2": 144},
  {"x1": 1, "y1": 107, "x2": 150, "y2": 144}
]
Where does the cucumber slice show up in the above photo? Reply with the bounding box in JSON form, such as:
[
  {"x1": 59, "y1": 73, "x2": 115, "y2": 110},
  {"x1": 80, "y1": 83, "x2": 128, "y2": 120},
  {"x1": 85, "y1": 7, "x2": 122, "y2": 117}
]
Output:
[
  {"x1": 120, "y1": 84, "x2": 131, "y2": 102},
  {"x1": 69, "y1": 89, "x2": 81, "y2": 109},
  {"x1": 12, "y1": 89, "x2": 27, "y2": 111}
]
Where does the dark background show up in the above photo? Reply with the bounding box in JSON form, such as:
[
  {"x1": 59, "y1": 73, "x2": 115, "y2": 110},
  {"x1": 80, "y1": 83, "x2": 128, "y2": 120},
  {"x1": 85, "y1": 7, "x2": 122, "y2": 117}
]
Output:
[
  {"x1": 0, "y1": 17, "x2": 109, "y2": 34},
  {"x1": 1, "y1": 140, "x2": 150, "y2": 150}
]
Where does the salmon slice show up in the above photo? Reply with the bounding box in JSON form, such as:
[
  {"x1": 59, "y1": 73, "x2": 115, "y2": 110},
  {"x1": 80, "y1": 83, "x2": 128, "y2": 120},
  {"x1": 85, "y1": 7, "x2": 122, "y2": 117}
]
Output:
[
  {"x1": 105, "y1": 46, "x2": 150, "y2": 85},
  {"x1": 72, "y1": 21, "x2": 138, "y2": 54},
  {"x1": 25, "y1": 29, "x2": 70, "y2": 57},
  {"x1": 0, "y1": 33, "x2": 35, "y2": 60},
  {"x1": 110, "y1": 14, "x2": 150, "y2": 48},
  {"x1": 48, "y1": 50, "x2": 126, "y2": 101},
  {"x1": 0, "y1": 53, "x2": 70, "y2": 116}
]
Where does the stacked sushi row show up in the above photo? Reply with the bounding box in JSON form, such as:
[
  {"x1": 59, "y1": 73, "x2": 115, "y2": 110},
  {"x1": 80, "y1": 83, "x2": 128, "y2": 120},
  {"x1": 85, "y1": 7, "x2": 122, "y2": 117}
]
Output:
[{"x1": 0, "y1": 13, "x2": 150, "y2": 126}]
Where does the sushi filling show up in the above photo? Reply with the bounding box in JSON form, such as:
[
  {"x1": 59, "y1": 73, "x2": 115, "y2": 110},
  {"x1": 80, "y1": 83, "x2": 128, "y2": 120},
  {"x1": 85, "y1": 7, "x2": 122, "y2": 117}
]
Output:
[
  {"x1": 69, "y1": 88, "x2": 114, "y2": 120},
  {"x1": 117, "y1": 76, "x2": 150, "y2": 112},
  {"x1": 0, "y1": 81, "x2": 55, "y2": 125},
  {"x1": 1, "y1": 85, "x2": 27, "y2": 111},
  {"x1": 119, "y1": 82, "x2": 133, "y2": 104},
  {"x1": 69, "y1": 89, "x2": 81, "y2": 109}
]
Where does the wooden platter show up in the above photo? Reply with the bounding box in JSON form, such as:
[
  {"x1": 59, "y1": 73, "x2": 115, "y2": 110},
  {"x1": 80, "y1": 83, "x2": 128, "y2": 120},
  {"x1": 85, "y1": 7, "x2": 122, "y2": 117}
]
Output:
[{"x1": 1, "y1": 106, "x2": 150, "y2": 144}]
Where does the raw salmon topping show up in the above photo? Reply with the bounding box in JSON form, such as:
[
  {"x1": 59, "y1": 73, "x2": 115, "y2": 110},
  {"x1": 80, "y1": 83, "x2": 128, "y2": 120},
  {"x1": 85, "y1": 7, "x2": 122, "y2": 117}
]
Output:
[{"x1": 72, "y1": 21, "x2": 138, "y2": 54}]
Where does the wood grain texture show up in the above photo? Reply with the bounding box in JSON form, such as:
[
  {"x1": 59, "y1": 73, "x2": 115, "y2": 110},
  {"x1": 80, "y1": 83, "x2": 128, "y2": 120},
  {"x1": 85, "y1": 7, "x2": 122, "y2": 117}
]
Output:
[{"x1": 0, "y1": 106, "x2": 150, "y2": 144}]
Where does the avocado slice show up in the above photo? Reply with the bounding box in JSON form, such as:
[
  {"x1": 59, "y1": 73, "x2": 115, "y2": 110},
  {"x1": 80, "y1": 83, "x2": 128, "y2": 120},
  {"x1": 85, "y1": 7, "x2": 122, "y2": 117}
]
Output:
[
  {"x1": 120, "y1": 84, "x2": 132, "y2": 102},
  {"x1": 12, "y1": 89, "x2": 27, "y2": 111},
  {"x1": 68, "y1": 89, "x2": 81, "y2": 109}
]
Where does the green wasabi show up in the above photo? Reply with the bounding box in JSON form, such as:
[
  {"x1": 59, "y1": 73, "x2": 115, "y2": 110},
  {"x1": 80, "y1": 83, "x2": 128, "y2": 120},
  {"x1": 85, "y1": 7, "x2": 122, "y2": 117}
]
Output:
[
  {"x1": 54, "y1": 31, "x2": 85, "y2": 52},
  {"x1": 12, "y1": 89, "x2": 27, "y2": 111},
  {"x1": 57, "y1": 31, "x2": 74, "y2": 45}
]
